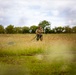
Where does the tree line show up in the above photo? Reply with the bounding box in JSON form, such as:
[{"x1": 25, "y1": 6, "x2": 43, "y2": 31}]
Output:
[{"x1": 0, "y1": 20, "x2": 76, "y2": 34}]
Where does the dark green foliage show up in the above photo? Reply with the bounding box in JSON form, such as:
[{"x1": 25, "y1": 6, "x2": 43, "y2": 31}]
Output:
[
  {"x1": 22, "y1": 26, "x2": 29, "y2": 33},
  {"x1": 13, "y1": 27, "x2": 22, "y2": 33},
  {"x1": 53, "y1": 26, "x2": 64, "y2": 33},
  {"x1": 0, "y1": 22, "x2": 76, "y2": 34},
  {"x1": 30, "y1": 25, "x2": 38, "y2": 33},
  {"x1": 72, "y1": 26, "x2": 76, "y2": 33},
  {"x1": 5, "y1": 25, "x2": 14, "y2": 34},
  {"x1": 38, "y1": 20, "x2": 51, "y2": 29},
  {"x1": 45, "y1": 27, "x2": 51, "y2": 33},
  {"x1": 0, "y1": 25, "x2": 5, "y2": 33},
  {"x1": 64, "y1": 26, "x2": 72, "y2": 33}
]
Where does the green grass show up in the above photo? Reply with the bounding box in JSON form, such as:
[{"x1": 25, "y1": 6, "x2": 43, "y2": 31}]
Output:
[{"x1": 0, "y1": 34, "x2": 76, "y2": 75}]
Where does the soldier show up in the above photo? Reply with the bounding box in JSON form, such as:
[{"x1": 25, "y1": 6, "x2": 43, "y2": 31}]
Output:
[{"x1": 36, "y1": 26, "x2": 44, "y2": 41}]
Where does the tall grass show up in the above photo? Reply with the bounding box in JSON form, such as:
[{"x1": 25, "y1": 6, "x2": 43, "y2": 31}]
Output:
[
  {"x1": 0, "y1": 34, "x2": 76, "y2": 56},
  {"x1": 0, "y1": 34, "x2": 76, "y2": 75}
]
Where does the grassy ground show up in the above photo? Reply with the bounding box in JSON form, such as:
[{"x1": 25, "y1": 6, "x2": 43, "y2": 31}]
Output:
[{"x1": 0, "y1": 34, "x2": 76, "y2": 75}]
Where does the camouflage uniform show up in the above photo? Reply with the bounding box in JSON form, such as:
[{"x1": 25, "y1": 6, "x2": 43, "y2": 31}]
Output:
[{"x1": 36, "y1": 26, "x2": 43, "y2": 41}]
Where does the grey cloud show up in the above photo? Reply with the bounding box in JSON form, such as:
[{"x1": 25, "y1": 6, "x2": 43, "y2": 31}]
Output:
[
  {"x1": 0, "y1": 0, "x2": 76, "y2": 27},
  {"x1": 63, "y1": 7, "x2": 76, "y2": 26}
]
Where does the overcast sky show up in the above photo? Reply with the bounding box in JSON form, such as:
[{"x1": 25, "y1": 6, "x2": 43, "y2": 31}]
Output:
[{"x1": 0, "y1": 0, "x2": 76, "y2": 28}]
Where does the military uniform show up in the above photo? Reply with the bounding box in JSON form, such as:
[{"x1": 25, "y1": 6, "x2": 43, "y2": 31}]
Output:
[{"x1": 36, "y1": 26, "x2": 43, "y2": 41}]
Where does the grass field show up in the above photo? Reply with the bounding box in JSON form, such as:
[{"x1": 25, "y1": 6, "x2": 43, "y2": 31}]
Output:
[{"x1": 0, "y1": 34, "x2": 76, "y2": 75}]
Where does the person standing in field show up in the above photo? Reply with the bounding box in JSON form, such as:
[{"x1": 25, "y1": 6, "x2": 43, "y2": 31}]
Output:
[{"x1": 36, "y1": 26, "x2": 44, "y2": 41}]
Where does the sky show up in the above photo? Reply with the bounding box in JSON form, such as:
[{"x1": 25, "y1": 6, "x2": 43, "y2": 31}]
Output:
[{"x1": 0, "y1": 0, "x2": 76, "y2": 28}]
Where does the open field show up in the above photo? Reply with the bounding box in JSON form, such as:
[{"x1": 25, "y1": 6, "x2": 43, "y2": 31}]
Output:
[{"x1": 0, "y1": 34, "x2": 76, "y2": 75}]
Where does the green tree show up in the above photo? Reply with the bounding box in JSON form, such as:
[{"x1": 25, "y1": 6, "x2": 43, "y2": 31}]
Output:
[
  {"x1": 64, "y1": 26, "x2": 72, "y2": 33},
  {"x1": 38, "y1": 20, "x2": 51, "y2": 29},
  {"x1": 14, "y1": 27, "x2": 22, "y2": 33},
  {"x1": 53, "y1": 26, "x2": 64, "y2": 33},
  {"x1": 72, "y1": 26, "x2": 76, "y2": 33},
  {"x1": 30, "y1": 25, "x2": 38, "y2": 33},
  {"x1": 0, "y1": 25, "x2": 4, "y2": 33},
  {"x1": 22, "y1": 26, "x2": 29, "y2": 33},
  {"x1": 5, "y1": 25, "x2": 14, "y2": 34},
  {"x1": 44, "y1": 27, "x2": 51, "y2": 33}
]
